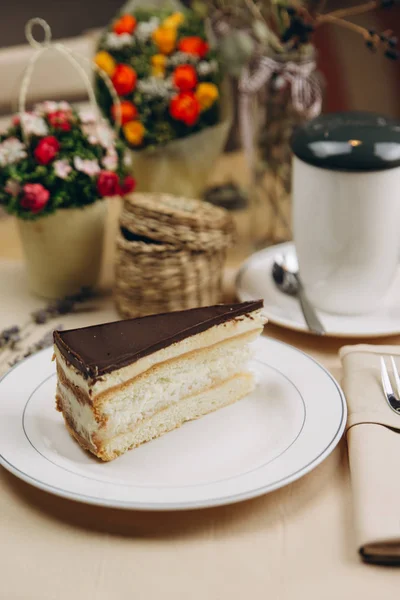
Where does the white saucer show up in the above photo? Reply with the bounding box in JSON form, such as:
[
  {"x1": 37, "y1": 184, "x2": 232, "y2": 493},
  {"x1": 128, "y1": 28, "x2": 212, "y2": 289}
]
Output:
[
  {"x1": 0, "y1": 339, "x2": 346, "y2": 510},
  {"x1": 236, "y1": 242, "x2": 400, "y2": 338}
]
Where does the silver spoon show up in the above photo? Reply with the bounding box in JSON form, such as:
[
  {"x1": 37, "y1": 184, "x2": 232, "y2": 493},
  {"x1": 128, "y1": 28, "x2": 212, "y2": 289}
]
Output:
[{"x1": 272, "y1": 254, "x2": 325, "y2": 336}]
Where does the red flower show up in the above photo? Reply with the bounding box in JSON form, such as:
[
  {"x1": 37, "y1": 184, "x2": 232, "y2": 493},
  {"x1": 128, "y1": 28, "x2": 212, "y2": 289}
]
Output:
[
  {"x1": 169, "y1": 92, "x2": 200, "y2": 126},
  {"x1": 34, "y1": 136, "x2": 60, "y2": 165},
  {"x1": 173, "y1": 65, "x2": 198, "y2": 91},
  {"x1": 97, "y1": 171, "x2": 120, "y2": 197},
  {"x1": 113, "y1": 14, "x2": 137, "y2": 35},
  {"x1": 178, "y1": 37, "x2": 209, "y2": 58},
  {"x1": 111, "y1": 101, "x2": 138, "y2": 124},
  {"x1": 48, "y1": 110, "x2": 72, "y2": 132},
  {"x1": 112, "y1": 65, "x2": 137, "y2": 96},
  {"x1": 20, "y1": 183, "x2": 50, "y2": 213},
  {"x1": 119, "y1": 175, "x2": 136, "y2": 196}
]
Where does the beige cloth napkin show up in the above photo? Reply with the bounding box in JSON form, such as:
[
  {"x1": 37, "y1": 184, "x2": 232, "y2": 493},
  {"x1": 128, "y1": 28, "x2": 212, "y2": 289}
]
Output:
[{"x1": 340, "y1": 344, "x2": 400, "y2": 565}]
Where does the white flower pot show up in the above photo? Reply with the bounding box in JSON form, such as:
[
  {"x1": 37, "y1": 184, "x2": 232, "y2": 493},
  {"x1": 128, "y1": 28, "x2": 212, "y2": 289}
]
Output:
[{"x1": 17, "y1": 200, "x2": 107, "y2": 299}]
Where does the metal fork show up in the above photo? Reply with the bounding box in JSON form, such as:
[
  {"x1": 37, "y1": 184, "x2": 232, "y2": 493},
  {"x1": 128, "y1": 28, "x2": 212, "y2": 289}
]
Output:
[{"x1": 380, "y1": 356, "x2": 400, "y2": 414}]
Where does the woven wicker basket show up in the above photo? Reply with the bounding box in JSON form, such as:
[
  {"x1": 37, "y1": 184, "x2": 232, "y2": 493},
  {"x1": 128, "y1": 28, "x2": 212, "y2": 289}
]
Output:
[{"x1": 115, "y1": 193, "x2": 235, "y2": 318}]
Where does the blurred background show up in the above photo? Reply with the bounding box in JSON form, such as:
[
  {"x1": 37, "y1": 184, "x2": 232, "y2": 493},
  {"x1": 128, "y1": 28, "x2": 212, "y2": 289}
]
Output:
[
  {"x1": 1, "y1": 0, "x2": 399, "y2": 117},
  {"x1": 1, "y1": 0, "x2": 400, "y2": 271}
]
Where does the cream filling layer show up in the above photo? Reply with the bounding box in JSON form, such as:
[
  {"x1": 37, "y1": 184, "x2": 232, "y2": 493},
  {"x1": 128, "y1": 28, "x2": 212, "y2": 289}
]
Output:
[
  {"x1": 102, "y1": 373, "x2": 254, "y2": 460},
  {"x1": 54, "y1": 309, "x2": 266, "y2": 398},
  {"x1": 99, "y1": 341, "x2": 251, "y2": 438},
  {"x1": 58, "y1": 338, "x2": 253, "y2": 442},
  {"x1": 57, "y1": 382, "x2": 98, "y2": 443}
]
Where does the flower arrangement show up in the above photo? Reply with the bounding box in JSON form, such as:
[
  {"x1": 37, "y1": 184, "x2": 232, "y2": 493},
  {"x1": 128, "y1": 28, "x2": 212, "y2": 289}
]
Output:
[
  {"x1": 94, "y1": 7, "x2": 223, "y2": 150},
  {"x1": 189, "y1": 0, "x2": 400, "y2": 74},
  {"x1": 0, "y1": 101, "x2": 135, "y2": 220}
]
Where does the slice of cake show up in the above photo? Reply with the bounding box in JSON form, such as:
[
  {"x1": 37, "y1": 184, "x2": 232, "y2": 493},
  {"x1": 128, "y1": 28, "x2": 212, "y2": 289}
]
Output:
[{"x1": 53, "y1": 300, "x2": 266, "y2": 461}]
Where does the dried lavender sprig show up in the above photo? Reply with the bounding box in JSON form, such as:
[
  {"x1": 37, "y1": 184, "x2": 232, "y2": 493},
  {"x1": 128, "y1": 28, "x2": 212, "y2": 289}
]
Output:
[
  {"x1": 31, "y1": 286, "x2": 94, "y2": 325},
  {"x1": 381, "y1": 0, "x2": 400, "y2": 7},
  {"x1": 0, "y1": 326, "x2": 21, "y2": 349},
  {"x1": 0, "y1": 287, "x2": 95, "y2": 355},
  {"x1": 7, "y1": 326, "x2": 63, "y2": 368},
  {"x1": 364, "y1": 27, "x2": 400, "y2": 57},
  {"x1": 283, "y1": 3, "x2": 400, "y2": 60}
]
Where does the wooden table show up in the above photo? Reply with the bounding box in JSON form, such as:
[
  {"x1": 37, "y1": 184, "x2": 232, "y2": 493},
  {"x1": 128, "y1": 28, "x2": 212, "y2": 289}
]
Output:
[{"x1": 0, "y1": 171, "x2": 399, "y2": 599}]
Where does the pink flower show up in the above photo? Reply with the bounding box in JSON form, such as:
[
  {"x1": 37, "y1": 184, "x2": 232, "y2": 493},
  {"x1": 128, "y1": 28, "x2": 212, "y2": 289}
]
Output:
[
  {"x1": 82, "y1": 122, "x2": 115, "y2": 148},
  {"x1": 102, "y1": 149, "x2": 118, "y2": 171},
  {"x1": 81, "y1": 123, "x2": 96, "y2": 141},
  {"x1": 79, "y1": 108, "x2": 97, "y2": 124},
  {"x1": 35, "y1": 101, "x2": 72, "y2": 115},
  {"x1": 97, "y1": 123, "x2": 115, "y2": 148},
  {"x1": 20, "y1": 183, "x2": 50, "y2": 214},
  {"x1": 58, "y1": 101, "x2": 72, "y2": 112},
  {"x1": 20, "y1": 113, "x2": 48, "y2": 136},
  {"x1": 54, "y1": 159, "x2": 72, "y2": 179},
  {"x1": 0, "y1": 138, "x2": 27, "y2": 167},
  {"x1": 41, "y1": 101, "x2": 59, "y2": 113},
  {"x1": 73, "y1": 156, "x2": 100, "y2": 177}
]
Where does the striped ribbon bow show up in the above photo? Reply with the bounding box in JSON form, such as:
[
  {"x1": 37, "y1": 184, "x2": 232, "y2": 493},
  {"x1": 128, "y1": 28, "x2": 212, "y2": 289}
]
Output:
[{"x1": 238, "y1": 56, "x2": 323, "y2": 168}]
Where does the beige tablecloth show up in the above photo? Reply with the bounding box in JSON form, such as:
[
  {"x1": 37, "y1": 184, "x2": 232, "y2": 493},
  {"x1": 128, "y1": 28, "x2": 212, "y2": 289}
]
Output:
[{"x1": 1, "y1": 220, "x2": 400, "y2": 597}]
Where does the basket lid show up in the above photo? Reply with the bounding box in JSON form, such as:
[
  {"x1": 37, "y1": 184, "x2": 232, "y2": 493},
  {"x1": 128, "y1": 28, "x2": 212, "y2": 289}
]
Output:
[{"x1": 119, "y1": 193, "x2": 235, "y2": 251}]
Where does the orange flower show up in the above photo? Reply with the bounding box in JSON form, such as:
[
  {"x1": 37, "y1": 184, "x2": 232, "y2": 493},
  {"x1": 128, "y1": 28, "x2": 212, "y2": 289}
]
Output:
[
  {"x1": 169, "y1": 92, "x2": 200, "y2": 126},
  {"x1": 195, "y1": 82, "x2": 219, "y2": 111},
  {"x1": 178, "y1": 36, "x2": 209, "y2": 58},
  {"x1": 151, "y1": 54, "x2": 167, "y2": 77},
  {"x1": 112, "y1": 64, "x2": 137, "y2": 96},
  {"x1": 94, "y1": 51, "x2": 116, "y2": 77},
  {"x1": 123, "y1": 121, "x2": 145, "y2": 146},
  {"x1": 173, "y1": 65, "x2": 198, "y2": 91},
  {"x1": 152, "y1": 26, "x2": 177, "y2": 55},
  {"x1": 113, "y1": 14, "x2": 137, "y2": 35},
  {"x1": 163, "y1": 12, "x2": 185, "y2": 29},
  {"x1": 111, "y1": 101, "x2": 138, "y2": 124}
]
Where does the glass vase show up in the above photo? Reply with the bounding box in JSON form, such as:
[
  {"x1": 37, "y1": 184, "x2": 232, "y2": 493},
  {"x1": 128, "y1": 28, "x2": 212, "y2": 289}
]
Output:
[{"x1": 251, "y1": 50, "x2": 321, "y2": 248}]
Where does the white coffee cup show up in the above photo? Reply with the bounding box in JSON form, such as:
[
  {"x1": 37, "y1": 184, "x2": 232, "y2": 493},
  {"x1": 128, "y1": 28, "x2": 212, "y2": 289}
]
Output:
[{"x1": 292, "y1": 112, "x2": 400, "y2": 316}]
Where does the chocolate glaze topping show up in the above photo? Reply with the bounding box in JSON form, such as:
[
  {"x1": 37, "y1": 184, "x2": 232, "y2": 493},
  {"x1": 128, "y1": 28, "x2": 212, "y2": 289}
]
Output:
[{"x1": 53, "y1": 300, "x2": 263, "y2": 379}]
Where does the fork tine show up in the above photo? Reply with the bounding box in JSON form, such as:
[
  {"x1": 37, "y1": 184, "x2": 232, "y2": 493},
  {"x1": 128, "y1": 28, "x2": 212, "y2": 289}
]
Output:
[
  {"x1": 390, "y1": 356, "x2": 400, "y2": 398},
  {"x1": 380, "y1": 356, "x2": 394, "y2": 397}
]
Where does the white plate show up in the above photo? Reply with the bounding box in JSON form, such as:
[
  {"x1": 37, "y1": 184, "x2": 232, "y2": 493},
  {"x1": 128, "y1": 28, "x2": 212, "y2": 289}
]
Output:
[
  {"x1": 0, "y1": 338, "x2": 346, "y2": 510},
  {"x1": 236, "y1": 242, "x2": 400, "y2": 338}
]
